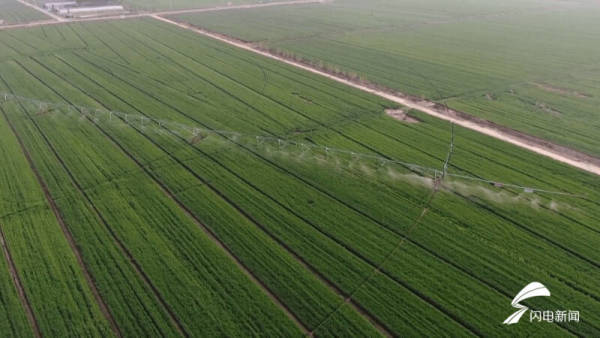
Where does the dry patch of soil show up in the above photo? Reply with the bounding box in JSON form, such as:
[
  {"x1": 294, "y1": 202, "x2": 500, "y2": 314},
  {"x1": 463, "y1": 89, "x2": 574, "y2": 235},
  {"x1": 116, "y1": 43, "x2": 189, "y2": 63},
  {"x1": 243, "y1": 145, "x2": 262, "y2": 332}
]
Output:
[
  {"x1": 385, "y1": 109, "x2": 420, "y2": 123},
  {"x1": 534, "y1": 82, "x2": 590, "y2": 99},
  {"x1": 536, "y1": 102, "x2": 561, "y2": 117}
]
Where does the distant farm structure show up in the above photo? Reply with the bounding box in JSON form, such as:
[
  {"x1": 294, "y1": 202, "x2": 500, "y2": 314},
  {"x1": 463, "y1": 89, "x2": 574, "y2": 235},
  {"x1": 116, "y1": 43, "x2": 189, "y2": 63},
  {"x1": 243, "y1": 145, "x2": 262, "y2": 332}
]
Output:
[
  {"x1": 44, "y1": 1, "x2": 77, "y2": 11},
  {"x1": 44, "y1": 1, "x2": 125, "y2": 17}
]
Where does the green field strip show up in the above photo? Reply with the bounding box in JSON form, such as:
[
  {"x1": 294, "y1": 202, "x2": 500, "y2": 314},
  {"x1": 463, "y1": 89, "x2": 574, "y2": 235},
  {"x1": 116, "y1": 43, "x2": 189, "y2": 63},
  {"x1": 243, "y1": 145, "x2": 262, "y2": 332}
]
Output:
[
  {"x1": 0, "y1": 104, "x2": 114, "y2": 336},
  {"x1": 107, "y1": 19, "x2": 389, "y2": 123},
  {"x1": 0, "y1": 61, "x2": 302, "y2": 337},
  {"x1": 0, "y1": 117, "x2": 38, "y2": 337},
  {"x1": 1, "y1": 83, "x2": 122, "y2": 336},
  {"x1": 1, "y1": 97, "x2": 182, "y2": 337},
  {"x1": 101, "y1": 23, "x2": 319, "y2": 134},
  {"x1": 132, "y1": 26, "x2": 393, "y2": 134},
  {"x1": 0, "y1": 225, "x2": 38, "y2": 338},
  {"x1": 2, "y1": 108, "x2": 187, "y2": 337},
  {"x1": 14, "y1": 101, "x2": 302, "y2": 336},
  {"x1": 85, "y1": 112, "x2": 315, "y2": 335}
]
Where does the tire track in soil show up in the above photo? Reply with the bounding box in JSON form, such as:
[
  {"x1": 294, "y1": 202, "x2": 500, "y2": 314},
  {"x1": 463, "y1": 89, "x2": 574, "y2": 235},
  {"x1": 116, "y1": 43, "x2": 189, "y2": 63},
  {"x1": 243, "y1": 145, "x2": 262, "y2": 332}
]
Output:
[
  {"x1": 0, "y1": 224, "x2": 42, "y2": 338},
  {"x1": 1, "y1": 72, "x2": 189, "y2": 337},
  {"x1": 0, "y1": 94, "x2": 122, "y2": 338},
  {"x1": 49, "y1": 50, "x2": 589, "y2": 335}
]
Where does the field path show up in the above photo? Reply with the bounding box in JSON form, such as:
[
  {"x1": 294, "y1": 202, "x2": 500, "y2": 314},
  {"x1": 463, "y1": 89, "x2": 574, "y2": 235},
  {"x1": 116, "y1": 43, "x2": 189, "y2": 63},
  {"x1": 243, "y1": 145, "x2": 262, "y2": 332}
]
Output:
[
  {"x1": 15, "y1": 0, "x2": 65, "y2": 21},
  {"x1": 151, "y1": 15, "x2": 600, "y2": 177}
]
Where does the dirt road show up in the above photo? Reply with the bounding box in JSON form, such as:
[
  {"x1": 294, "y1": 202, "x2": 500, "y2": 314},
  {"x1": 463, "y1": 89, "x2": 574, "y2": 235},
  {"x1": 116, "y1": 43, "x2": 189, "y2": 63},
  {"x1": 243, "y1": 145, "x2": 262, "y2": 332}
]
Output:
[{"x1": 151, "y1": 15, "x2": 600, "y2": 177}]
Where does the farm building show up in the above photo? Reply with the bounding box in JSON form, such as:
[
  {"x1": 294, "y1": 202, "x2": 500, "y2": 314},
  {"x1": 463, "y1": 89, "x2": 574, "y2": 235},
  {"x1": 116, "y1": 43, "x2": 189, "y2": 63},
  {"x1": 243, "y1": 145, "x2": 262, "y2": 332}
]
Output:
[
  {"x1": 44, "y1": 1, "x2": 77, "y2": 10},
  {"x1": 57, "y1": 5, "x2": 124, "y2": 15}
]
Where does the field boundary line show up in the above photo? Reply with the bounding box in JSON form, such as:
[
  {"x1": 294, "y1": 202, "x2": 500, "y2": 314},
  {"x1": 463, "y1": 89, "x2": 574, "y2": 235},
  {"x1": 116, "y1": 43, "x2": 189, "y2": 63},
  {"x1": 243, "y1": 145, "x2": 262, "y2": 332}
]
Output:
[
  {"x1": 0, "y1": 0, "x2": 321, "y2": 30},
  {"x1": 1, "y1": 75, "x2": 189, "y2": 337},
  {"x1": 1, "y1": 97, "x2": 122, "y2": 337},
  {"x1": 15, "y1": 0, "x2": 64, "y2": 21},
  {"x1": 150, "y1": 15, "x2": 600, "y2": 177},
  {"x1": 0, "y1": 223, "x2": 42, "y2": 338}
]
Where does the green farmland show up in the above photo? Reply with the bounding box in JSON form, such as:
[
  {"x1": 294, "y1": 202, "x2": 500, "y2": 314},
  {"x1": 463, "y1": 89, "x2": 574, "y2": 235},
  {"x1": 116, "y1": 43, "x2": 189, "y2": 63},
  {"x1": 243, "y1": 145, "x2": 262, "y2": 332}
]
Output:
[
  {"x1": 0, "y1": 0, "x2": 49, "y2": 25},
  {"x1": 0, "y1": 13, "x2": 599, "y2": 337},
  {"x1": 171, "y1": 0, "x2": 600, "y2": 157}
]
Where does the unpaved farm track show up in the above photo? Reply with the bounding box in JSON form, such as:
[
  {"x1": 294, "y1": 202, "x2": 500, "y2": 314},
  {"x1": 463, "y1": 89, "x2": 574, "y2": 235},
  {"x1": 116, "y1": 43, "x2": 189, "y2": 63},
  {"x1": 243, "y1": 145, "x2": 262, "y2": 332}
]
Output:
[{"x1": 151, "y1": 15, "x2": 600, "y2": 177}]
